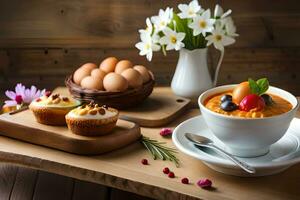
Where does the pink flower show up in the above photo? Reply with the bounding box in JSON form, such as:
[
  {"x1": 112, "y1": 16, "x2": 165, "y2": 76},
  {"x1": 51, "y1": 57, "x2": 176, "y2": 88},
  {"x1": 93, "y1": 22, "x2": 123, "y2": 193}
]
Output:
[{"x1": 4, "y1": 83, "x2": 46, "y2": 107}]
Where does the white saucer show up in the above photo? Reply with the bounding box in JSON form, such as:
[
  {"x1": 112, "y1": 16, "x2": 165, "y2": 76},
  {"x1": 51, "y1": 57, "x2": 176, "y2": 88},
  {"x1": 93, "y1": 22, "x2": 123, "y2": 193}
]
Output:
[{"x1": 172, "y1": 115, "x2": 300, "y2": 177}]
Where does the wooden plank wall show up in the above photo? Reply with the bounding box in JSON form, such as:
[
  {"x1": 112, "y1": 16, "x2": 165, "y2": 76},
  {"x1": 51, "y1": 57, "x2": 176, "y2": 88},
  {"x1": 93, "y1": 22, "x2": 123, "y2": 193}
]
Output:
[{"x1": 0, "y1": 0, "x2": 299, "y2": 99}]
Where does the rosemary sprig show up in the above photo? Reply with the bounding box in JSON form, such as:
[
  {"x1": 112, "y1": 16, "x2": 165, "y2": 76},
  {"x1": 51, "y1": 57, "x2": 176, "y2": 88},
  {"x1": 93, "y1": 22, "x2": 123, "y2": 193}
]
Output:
[{"x1": 141, "y1": 135, "x2": 180, "y2": 167}]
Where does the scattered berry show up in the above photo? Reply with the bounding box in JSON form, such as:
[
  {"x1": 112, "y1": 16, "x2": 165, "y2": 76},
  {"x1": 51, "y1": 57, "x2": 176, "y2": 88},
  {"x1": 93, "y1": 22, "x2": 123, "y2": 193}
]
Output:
[
  {"x1": 141, "y1": 159, "x2": 148, "y2": 165},
  {"x1": 168, "y1": 172, "x2": 175, "y2": 178},
  {"x1": 181, "y1": 177, "x2": 189, "y2": 184},
  {"x1": 197, "y1": 179, "x2": 212, "y2": 188},
  {"x1": 160, "y1": 128, "x2": 173, "y2": 137},
  {"x1": 45, "y1": 91, "x2": 52, "y2": 97},
  {"x1": 163, "y1": 167, "x2": 170, "y2": 174}
]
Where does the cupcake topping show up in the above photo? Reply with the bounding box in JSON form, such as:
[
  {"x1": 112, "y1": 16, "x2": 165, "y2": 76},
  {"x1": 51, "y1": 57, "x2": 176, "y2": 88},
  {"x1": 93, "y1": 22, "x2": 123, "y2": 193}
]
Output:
[
  {"x1": 67, "y1": 103, "x2": 117, "y2": 119},
  {"x1": 30, "y1": 93, "x2": 79, "y2": 108}
]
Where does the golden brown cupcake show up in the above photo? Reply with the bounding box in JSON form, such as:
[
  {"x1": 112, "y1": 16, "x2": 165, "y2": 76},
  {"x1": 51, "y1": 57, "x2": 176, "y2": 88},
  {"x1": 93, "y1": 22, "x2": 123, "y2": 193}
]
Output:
[
  {"x1": 29, "y1": 93, "x2": 80, "y2": 125},
  {"x1": 65, "y1": 103, "x2": 119, "y2": 136}
]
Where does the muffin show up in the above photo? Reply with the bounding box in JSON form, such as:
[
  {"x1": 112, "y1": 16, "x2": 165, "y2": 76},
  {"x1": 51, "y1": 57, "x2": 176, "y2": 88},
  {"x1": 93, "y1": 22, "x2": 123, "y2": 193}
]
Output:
[
  {"x1": 66, "y1": 103, "x2": 119, "y2": 136},
  {"x1": 29, "y1": 93, "x2": 80, "y2": 125}
]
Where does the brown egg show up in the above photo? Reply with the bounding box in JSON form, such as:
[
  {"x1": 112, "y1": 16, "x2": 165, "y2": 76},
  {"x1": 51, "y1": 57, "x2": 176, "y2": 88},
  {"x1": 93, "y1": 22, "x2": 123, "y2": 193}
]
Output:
[
  {"x1": 80, "y1": 76, "x2": 103, "y2": 90},
  {"x1": 133, "y1": 65, "x2": 150, "y2": 83},
  {"x1": 115, "y1": 60, "x2": 133, "y2": 74},
  {"x1": 121, "y1": 68, "x2": 143, "y2": 88},
  {"x1": 81, "y1": 63, "x2": 97, "y2": 70},
  {"x1": 99, "y1": 57, "x2": 118, "y2": 73},
  {"x1": 148, "y1": 70, "x2": 155, "y2": 80},
  {"x1": 103, "y1": 73, "x2": 128, "y2": 92},
  {"x1": 232, "y1": 81, "x2": 251, "y2": 104},
  {"x1": 91, "y1": 69, "x2": 106, "y2": 80},
  {"x1": 73, "y1": 67, "x2": 92, "y2": 85}
]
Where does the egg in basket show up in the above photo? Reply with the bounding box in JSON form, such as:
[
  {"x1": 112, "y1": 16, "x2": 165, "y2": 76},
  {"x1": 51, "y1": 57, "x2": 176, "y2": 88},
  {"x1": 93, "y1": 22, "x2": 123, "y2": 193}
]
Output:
[{"x1": 65, "y1": 57, "x2": 155, "y2": 109}]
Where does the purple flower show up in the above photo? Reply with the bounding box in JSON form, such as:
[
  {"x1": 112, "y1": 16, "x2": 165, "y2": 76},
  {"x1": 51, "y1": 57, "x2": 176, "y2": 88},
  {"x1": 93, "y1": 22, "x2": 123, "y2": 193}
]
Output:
[{"x1": 4, "y1": 83, "x2": 46, "y2": 107}]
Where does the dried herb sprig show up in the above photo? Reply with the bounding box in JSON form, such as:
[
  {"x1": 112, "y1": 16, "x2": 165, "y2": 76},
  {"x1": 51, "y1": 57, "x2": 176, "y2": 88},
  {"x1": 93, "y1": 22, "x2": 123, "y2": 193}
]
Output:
[{"x1": 141, "y1": 135, "x2": 180, "y2": 167}]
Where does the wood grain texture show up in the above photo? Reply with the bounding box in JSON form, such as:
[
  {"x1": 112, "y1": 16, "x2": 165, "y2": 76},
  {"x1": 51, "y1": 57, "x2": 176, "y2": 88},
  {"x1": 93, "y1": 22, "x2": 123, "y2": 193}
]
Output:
[
  {"x1": 72, "y1": 179, "x2": 109, "y2": 200},
  {"x1": 55, "y1": 87, "x2": 191, "y2": 127},
  {"x1": 0, "y1": 103, "x2": 299, "y2": 200},
  {"x1": 10, "y1": 167, "x2": 38, "y2": 200},
  {"x1": 0, "y1": 111, "x2": 141, "y2": 155},
  {"x1": 0, "y1": 164, "x2": 18, "y2": 199},
  {"x1": 32, "y1": 171, "x2": 74, "y2": 200}
]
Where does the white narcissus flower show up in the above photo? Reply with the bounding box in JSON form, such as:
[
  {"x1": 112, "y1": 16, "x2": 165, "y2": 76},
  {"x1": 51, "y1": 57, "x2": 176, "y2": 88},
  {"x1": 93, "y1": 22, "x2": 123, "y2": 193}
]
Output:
[
  {"x1": 159, "y1": 27, "x2": 186, "y2": 51},
  {"x1": 178, "y1": 0, "x2": 202, "y2": 19},
  {"x1": 135, "y1": 32, "x2": 161, "y2": 61},
  {"x1": 151, "y1": 7, "x2": 173, "y2": 32},
  {"x1": 214, "y1": 4, "x2": 232, "y2": 19},
  {"x1": 188, "y1": 9, "x2": 215, "y2": 37},
  {"x1": 222, "y1": 17, "x2": 239, "y2": 37},
  {"x1": 139, "y1": 18, "x2": 153, "y2": 35},
  {"x1": 205, "y1": 25, "x2": 235, "y2": 51}
]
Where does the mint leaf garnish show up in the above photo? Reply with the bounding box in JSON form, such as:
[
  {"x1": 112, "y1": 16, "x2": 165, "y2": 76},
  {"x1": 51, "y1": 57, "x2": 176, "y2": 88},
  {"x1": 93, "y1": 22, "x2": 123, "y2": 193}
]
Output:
[
  {"x1": 248, "y1": 78, "x2": 269, "y2": 95},
  {"x1": 248, "y1": 78, "x2": 260, "y2": 95},
  {"x1": 256, "y1": 78, "x2": 269, "y2": 95}
]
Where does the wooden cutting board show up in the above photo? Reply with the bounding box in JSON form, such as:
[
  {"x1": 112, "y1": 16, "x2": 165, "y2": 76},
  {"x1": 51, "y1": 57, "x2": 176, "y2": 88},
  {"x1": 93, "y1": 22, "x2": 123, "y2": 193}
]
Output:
[
  {"x1": 0, "y1": 110, "x2": 141, "y2": 155},
  {"x1": 54, "y1": 87, "x2": 191, "y2": 127}
]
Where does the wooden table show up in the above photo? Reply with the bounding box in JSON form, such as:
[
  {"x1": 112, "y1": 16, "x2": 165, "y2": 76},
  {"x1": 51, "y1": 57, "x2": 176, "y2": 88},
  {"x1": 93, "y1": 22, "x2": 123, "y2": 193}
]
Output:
[{"x1": 0, "y1": 89, "x2": 299, "y2": 200}]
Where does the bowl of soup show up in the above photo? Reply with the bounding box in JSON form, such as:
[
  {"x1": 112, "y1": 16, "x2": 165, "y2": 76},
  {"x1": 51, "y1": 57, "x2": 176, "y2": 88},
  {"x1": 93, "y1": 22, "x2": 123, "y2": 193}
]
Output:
[{"x1": 198, "y1": 84, "x2": 299, "y2": 157}]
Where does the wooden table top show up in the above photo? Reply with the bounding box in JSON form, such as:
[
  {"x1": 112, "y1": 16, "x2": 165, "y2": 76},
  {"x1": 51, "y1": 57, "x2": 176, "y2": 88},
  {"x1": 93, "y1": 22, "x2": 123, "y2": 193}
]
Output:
[{"x1": 0, "y1": 88, "x2": 299, "y2": 200}]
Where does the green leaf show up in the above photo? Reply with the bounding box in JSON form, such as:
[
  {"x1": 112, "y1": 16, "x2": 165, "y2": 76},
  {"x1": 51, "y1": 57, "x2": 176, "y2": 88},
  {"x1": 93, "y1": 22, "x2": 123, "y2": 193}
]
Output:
[
  {"x1": 248, "y1": 78, "x2": 260, "y2": 95},
  {"x1": 256, "y1": 78, "x2": 269, "y2": 95}
]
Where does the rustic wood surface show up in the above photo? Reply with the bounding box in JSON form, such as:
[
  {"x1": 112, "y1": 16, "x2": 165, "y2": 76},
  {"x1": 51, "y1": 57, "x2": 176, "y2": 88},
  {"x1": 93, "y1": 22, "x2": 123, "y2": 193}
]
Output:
[
  {"x1": 0, "y1": 105, "x2": 299, "y2": 200},
  {"x1": 0, "y1": 111, "x2": 141, "y2": 155},
  {"x1": 0, "y1": 0, "x2": 299, "y2": 100},
  {"x1": 0, "y1": 163, "x2": 150, "y2": 200},
  {"x1": 55, "y1": 86, "x2": 191, "y2": 127}
]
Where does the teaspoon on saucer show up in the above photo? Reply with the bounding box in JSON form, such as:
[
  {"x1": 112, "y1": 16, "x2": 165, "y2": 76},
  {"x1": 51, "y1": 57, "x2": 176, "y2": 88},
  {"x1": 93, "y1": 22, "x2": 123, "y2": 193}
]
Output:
[{"x1": 185, "y1": 133, "x2": 256, "y2": 174}]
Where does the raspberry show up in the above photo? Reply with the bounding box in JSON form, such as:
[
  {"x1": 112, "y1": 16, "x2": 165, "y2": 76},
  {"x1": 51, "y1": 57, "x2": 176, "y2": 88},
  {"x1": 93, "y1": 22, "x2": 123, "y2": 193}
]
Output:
[
  {"x1": 141, "y1": 159, "x2": 148, "y2": 165},
  {"x1": 168, "y1": 172, "x2": 175, "y2": 178},
  {"x1": 181, "y1": 178, "x2": 189, "y2": 184},
  {"x1": 163, "y1": 167, "x2": 170, "y2": 174},
  {"x1": 36, "y1": 98, "x2": 42, "y2": 102},
  {"x1": 15, "y1": 95, "x2": 23, "y2": 104},
  {"x1": 197, "y1": 179, "x2": 212, "y2": 188},
  {"x1": 160, "y1": 128, "x2": 173, "y2": 137}
]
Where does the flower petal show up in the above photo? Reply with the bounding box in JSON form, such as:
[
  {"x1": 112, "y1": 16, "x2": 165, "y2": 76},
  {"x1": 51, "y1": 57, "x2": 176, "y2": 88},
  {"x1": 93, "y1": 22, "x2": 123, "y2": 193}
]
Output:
[
  {"x1": 4, "y1": 100, "x2": 17, "y2": 107},
  {"x1": 5, "y1": 91, "x2": 16, "y2": 100}
]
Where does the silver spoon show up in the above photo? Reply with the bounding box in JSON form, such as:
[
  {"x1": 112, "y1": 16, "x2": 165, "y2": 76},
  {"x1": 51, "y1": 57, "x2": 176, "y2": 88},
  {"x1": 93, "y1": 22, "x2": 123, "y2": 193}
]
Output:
[{"x1": 185, "y1": 133, "x2": 256, "y2": 174}]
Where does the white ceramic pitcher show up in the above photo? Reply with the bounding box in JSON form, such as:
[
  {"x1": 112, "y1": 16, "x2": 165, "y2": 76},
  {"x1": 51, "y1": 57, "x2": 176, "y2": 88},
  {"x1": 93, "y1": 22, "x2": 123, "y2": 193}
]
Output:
[{"x1": 171, "y1": 48, "x2": 224, "y2": 99}]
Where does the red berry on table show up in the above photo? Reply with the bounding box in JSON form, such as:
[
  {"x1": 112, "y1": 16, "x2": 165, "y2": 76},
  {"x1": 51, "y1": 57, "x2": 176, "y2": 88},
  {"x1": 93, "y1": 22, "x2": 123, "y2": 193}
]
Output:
[
  {"x1": 181, "y1": 177, "x2": 189, "y2": 184},
  {"x1": 141, "y1": 159, "x2": 148, "y2": 165},
  {"x1": 197, "y1": 178, "x2": 212, "y2": 188},
  {"x1": 163, "y1": 167, "x2": 170, "y2": 174},
  {"x1": 239, "y1": 94, "x2": 265, "y2": 112},
  {"x1": 168, "y1": 172, "x2": 175, "y2": 178}
]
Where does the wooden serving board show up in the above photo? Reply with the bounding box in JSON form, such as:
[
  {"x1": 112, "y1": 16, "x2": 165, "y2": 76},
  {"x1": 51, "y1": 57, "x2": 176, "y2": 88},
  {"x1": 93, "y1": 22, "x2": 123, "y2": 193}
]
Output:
[
  {"x1": 0, "y1": 110, "x2": 141, "y2": 155},
  {"x1": 54, "y1": 87, "x2": 191, "y2": 127}
]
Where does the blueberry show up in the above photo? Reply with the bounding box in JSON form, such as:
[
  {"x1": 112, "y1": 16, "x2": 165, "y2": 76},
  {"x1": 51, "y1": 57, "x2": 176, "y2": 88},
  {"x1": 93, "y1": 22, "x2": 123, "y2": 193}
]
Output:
[
  {"x1": 221, "y1": 101, "x2": 238, "y2": 111},
  {"x1": 261, "y1": 94, "x2": 273, "y2": 106},
  {"x1": 221, "y1": 95, "x2": 232, "y2": 103}
]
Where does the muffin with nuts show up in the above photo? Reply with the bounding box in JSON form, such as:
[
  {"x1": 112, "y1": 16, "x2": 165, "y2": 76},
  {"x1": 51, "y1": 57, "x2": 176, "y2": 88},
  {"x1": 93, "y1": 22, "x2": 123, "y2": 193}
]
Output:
[
  {"x1": 65, "y1": 103, "x2": 119, "y2": 136},
  {"x1": 29, "y1": 92, "x2": 81, "y2": 125}
]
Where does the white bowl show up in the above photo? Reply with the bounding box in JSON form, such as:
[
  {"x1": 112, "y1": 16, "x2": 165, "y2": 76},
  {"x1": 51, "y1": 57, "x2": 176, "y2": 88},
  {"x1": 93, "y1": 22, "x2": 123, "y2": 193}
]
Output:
[{"x1": 198, "y1": 85, "x2": 299, "y2": 157}]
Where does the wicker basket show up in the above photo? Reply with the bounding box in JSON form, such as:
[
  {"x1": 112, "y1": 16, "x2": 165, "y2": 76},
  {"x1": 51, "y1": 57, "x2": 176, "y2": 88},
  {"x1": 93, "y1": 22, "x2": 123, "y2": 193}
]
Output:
[{"x1": 65, "y1": 75, "x2": 155, "y2": 109}]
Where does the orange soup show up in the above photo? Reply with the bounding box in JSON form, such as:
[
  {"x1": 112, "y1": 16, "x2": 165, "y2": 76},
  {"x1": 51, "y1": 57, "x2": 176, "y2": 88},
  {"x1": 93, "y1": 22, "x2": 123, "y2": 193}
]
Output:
[{"x1": 205, "y1": 92, "x2": 293, "y2": 118}]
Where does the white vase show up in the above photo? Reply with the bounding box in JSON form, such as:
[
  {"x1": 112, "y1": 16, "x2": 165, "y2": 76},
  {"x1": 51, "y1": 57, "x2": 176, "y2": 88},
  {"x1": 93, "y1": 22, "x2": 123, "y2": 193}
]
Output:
[{"x1": 171, "y1": 48, "x2": 224, "y2": 99}]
